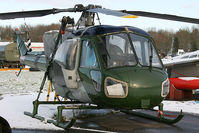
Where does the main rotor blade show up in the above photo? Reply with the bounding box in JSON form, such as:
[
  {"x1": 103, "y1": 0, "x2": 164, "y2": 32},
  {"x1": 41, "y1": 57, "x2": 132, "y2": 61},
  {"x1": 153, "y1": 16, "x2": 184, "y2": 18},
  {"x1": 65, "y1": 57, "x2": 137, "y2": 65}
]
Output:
[
  {"x1": 122, "y1": 11, "x2": 199, "y2": 24},
  {"x1": 88, "y1": 8, "x2": 138, "y2": 18},
  {"x1": 0, "y1": 8, "x2": 75, "y2": 20}
]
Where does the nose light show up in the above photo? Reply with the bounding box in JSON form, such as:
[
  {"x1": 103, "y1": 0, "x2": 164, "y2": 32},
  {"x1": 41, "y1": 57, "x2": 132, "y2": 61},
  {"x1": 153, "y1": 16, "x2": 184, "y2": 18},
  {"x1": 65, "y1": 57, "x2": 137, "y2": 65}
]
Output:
[
  {"x1": 161, "y1": 78, "x2": 170, "y2": 97},
  {"x1": 104, "y1": 77, "x2": 128, "y2": 98}
]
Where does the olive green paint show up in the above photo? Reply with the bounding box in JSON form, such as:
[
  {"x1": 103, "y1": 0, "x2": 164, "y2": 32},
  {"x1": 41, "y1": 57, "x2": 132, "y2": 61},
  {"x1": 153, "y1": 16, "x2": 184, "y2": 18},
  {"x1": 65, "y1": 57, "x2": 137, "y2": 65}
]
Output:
[{"x1": 78, "y1": 35, "x2": 167, "y2": 110}]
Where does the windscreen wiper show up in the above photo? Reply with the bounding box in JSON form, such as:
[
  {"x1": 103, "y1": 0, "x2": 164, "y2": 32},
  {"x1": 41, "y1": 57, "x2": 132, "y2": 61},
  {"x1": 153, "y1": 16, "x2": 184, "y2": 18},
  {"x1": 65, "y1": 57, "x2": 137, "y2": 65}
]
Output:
[{"x1": 149, "y1": 41, "x2": 153, "y2": 69}]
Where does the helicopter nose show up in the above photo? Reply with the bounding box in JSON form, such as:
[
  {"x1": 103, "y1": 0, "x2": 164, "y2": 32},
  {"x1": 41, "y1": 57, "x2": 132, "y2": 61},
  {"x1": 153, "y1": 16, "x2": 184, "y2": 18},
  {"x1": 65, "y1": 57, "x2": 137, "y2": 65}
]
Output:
[{"x1": 104, "y1": 68, "x2": 166, "y2": 109}]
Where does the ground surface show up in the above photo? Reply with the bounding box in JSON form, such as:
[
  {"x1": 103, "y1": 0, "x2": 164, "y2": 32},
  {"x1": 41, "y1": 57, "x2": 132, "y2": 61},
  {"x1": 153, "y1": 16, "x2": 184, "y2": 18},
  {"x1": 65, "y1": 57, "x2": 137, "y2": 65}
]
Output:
[{"x1": 12, "y1": 112, "x2": 199, "y2": 133}]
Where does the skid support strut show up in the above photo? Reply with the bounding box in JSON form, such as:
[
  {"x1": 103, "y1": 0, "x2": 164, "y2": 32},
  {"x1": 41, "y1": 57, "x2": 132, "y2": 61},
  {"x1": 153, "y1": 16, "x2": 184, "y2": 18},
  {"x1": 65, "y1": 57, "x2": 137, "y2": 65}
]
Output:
[
  {"x1": 24, "y1": 99, "x2": 84, "y2": 129},
  {"x1": 24, "y1": 72, "x2": 80, "y2": 129}
]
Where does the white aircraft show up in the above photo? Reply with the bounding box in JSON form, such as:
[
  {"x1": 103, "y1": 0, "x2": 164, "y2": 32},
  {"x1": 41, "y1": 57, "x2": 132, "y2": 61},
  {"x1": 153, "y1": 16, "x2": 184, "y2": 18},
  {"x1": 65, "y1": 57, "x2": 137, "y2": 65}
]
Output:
[
  {"x1": 162, "y1": 50, "x2": 199, "y2": 67},
  {"x1": 162, "y1": 50, "x2": 199, "y2": 78},
  {"x1": 162, "y1": 50, "x2": 199, "y2": 92}
]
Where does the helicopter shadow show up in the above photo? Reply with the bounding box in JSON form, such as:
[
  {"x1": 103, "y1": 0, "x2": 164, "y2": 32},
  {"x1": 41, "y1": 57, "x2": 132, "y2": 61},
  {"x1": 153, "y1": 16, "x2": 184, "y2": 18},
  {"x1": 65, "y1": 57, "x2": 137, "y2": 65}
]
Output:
[{"x1": 65, "y1": 110, "x2": 191, "y2": 133}]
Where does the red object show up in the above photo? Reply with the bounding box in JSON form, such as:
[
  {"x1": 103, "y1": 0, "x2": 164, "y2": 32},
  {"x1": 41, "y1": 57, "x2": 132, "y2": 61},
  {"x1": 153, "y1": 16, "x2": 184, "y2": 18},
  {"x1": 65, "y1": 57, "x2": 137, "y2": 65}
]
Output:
[
  {"x1": 167, "y1": 84, "x2": 193, "y2": 100},
  {"x1": 166, "y1": 77, "x2": 198, "y2": 100},
  {"x1": 61, "y1": 30, "x2": 65, "y2": 34},
  {"x1": 169, "y1": 77, "x2": 199, "y2": 90}
]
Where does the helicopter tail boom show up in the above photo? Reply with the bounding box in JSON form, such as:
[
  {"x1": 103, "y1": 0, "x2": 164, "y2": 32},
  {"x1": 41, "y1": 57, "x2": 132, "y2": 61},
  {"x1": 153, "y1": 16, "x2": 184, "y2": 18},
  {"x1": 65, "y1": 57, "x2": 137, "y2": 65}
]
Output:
[{"x1": 20, "y1": 53, "x2": 47, "y2": 71}]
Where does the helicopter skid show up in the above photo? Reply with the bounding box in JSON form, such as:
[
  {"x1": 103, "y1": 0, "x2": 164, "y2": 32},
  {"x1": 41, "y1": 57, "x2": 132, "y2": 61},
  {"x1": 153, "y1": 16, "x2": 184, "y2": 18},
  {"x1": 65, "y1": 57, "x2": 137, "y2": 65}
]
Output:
[
  {"x1": 24, "y1": 100, "x2": 83, "y2": 129},
  {"x1": 24, "y1": 110, "x2": 76, "y2": 129},
  {"x1": 121, "y1": 103, "x2": 184, "y2": 124},
  {"x1": 24, "y1": 100, "x2": 101, "y2": 130}
]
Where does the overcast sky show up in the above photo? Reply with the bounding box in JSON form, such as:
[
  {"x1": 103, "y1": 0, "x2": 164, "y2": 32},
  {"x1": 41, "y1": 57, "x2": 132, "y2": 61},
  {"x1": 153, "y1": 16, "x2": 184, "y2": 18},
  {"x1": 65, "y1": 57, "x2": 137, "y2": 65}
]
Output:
[{"x1": 0, "y1": 0, "x2": 199, "y2": 31}]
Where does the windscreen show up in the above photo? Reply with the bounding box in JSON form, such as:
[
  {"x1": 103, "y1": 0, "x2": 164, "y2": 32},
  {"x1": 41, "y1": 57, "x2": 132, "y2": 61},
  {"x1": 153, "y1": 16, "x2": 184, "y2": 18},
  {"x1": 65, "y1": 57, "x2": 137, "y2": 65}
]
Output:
[
  {"x1": 98, "y1": 33, "x2": 137, "y2": 68},
  {"x1": 130, "y1": 33, "x2": 162, "y2": 68},
  {"x1": 98, "y1": 32, "x2": 162, "y2": 69}
]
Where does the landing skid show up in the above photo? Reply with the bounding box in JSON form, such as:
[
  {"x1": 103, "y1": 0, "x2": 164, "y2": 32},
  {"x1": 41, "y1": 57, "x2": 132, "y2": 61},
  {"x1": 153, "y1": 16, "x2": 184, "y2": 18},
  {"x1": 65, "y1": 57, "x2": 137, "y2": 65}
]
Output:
[
  {"x1": 121, "y1": 103, "x2": 184, "y2": 124},
  {"x1": 24, "y1": 100, "x2": 101, "y2": 129},
  {"x1": 24, "y1": 100, "x2": 84, "y2": 129},
  {"x1": 24, "y1": 100, "x2": 183, "y2": 130}
]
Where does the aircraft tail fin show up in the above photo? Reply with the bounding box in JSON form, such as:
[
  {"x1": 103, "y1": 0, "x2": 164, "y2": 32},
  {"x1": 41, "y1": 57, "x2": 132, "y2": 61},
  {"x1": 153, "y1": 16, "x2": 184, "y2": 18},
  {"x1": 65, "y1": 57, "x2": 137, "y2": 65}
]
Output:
[{"x1": 15, "y1": 29, "x2": 29, "y2": 56}]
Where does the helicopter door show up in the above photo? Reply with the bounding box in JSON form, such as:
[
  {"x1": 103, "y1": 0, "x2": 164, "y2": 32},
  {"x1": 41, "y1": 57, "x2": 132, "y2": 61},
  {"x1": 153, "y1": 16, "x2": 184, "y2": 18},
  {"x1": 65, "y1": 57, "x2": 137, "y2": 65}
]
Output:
[
  {"x1": 78, "y1": 40, "x2": 100, "y2": 94},
  {"x1": 54, "y1": 38, "x2": 80, "y2": 89}
]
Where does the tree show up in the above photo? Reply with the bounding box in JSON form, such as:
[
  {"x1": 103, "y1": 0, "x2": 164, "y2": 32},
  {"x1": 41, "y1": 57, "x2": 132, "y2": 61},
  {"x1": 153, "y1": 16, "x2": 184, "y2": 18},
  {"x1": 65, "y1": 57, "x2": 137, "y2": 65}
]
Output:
[
  {"x1": 175, "y1": 29, "x2": 190, "y2": 51},
  {"x1": 173, "y1": 37, "x2": 179, "y2": 55},
  {"x1": 190, "y1": 41, "x2": 198, "y2": 51},
  {"x1": 148, "y1": 29, "x2": 173, "y2": 54},
  {"x1": 0, "y1": 25, "x2": 14, "y2": 41}
]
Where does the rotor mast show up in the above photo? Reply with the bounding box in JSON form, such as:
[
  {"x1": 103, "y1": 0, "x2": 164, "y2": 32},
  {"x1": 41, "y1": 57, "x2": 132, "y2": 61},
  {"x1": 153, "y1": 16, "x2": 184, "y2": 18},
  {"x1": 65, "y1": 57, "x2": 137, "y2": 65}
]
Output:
[{"x1": 74, "y1": 4, "x2": 102, "y2": 28}]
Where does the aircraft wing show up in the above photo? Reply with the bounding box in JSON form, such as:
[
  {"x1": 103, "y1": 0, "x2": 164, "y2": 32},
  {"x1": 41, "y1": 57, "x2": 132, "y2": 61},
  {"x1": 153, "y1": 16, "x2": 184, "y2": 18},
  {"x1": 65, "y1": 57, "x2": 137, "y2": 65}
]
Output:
[
  {"x1": 162, "y1": 57, "x2": 199, "y2": 67},
  {"x1": 162, "y1": 51, "x2": 199, "y2": 77}
]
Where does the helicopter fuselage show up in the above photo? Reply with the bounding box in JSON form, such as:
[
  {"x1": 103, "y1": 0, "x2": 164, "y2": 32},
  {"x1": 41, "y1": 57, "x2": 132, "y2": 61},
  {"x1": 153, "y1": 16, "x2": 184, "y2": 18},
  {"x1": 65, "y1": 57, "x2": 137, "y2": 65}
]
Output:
[
  {"x1": 45, "y1": 25, "x2": 169, "y2": 110},
  {"x1": 18, "y1": 25, "x2": 169, "y2": 110}
]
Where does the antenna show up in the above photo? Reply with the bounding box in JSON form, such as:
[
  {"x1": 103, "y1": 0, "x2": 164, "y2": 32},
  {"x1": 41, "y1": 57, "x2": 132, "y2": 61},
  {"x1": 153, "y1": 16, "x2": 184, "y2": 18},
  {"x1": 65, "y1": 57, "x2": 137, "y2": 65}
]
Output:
[{"x1": 22, "y1": 11, "x2": 31, "y2": 51}]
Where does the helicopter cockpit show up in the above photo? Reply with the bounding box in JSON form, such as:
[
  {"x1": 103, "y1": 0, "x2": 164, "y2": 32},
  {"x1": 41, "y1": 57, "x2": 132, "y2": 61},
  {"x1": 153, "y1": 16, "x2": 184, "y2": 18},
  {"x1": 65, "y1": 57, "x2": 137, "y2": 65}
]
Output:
[{"x1": 97, "y1": 29, "x2": 162, "y2": 69}]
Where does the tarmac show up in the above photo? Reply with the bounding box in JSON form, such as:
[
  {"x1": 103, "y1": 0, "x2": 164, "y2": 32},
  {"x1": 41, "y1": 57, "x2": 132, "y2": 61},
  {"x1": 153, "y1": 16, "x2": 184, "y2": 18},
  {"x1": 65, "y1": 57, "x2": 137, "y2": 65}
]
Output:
[{"x1": 11, "y1": 111, "x2": 199, "y2": 133}]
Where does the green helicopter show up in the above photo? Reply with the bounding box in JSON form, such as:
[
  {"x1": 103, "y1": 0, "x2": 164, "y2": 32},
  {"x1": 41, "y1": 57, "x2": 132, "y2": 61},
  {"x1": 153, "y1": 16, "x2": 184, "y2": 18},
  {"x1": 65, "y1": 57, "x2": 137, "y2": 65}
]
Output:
[{"x1": 1, "y1": 4, "x2": 198, "y2": 130}]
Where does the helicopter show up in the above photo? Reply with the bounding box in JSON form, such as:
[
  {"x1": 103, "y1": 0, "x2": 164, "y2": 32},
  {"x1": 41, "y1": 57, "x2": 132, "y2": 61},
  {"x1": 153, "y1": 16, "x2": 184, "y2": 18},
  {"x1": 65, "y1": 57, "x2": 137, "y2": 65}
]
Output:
[{"x1": 0, "y1": 4, "x2": 199, "y2": 130}]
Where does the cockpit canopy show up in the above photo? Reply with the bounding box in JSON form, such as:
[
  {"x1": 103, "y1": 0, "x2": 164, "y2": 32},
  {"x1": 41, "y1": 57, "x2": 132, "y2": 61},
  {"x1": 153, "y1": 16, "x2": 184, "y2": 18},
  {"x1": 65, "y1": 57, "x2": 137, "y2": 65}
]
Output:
[
  {"x1": 85, "y1": 26, "x2": 163, "y2": 69},
  {"x1": 55, "y1": 25, "x2": 163, "y2": 70}
]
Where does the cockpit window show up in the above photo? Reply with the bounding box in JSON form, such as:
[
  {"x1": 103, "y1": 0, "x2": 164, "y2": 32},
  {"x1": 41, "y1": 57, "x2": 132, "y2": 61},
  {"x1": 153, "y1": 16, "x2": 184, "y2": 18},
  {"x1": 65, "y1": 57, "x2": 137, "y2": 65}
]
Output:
[
  {"x1": 189, "y1": 54, "x2": 197, "y2": 58},
  {"x1": 181, "y1": 55, "x2": 189, "y2": 59},
  {"x1": 130, "y1": 33, "x2": 162, "y2": 68},
  {"x1": 98, "y1": 33, "x2": 137, "y2": 68},
  {"x1": 80, "y1": 40, "x2": 98, "y2": 68}
]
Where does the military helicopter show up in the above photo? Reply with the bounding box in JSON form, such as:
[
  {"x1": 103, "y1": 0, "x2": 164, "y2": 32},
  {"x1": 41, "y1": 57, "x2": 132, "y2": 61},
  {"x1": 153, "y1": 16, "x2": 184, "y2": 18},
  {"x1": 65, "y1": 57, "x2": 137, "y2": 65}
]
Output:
[{"x1": 0, "y1": 4, "x2": 199, "y2": 130}]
